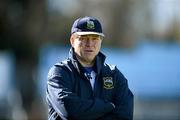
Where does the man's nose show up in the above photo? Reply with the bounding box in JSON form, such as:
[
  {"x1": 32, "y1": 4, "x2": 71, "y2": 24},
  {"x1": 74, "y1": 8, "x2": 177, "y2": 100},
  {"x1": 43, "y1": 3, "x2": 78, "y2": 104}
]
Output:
[{"x1": 85, "y1": 38, "x2": 95, "y2": 46}]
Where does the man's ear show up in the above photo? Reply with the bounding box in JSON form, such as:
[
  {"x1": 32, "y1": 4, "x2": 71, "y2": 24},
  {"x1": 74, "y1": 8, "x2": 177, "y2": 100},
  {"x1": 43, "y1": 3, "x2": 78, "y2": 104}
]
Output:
[{"x1": 70, "y1": 35, "x2": 74, "y2": 47}]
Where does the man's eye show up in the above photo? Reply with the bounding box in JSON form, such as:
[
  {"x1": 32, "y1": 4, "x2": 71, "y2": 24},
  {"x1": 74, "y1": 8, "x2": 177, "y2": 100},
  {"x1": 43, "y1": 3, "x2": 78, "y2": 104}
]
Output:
[
  {"x1": 80, "y1": 38, "x2": 86, "y2": 40},
  {"x1": 92, "y1": 38, "x2": 99, "y2": 40}
]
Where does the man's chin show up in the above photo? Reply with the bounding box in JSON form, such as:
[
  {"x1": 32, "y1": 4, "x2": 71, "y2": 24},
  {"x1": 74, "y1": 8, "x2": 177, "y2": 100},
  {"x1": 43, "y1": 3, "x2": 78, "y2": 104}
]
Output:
[{"x1": 84, "y1": 57, "x2": 95, "y2": 63}]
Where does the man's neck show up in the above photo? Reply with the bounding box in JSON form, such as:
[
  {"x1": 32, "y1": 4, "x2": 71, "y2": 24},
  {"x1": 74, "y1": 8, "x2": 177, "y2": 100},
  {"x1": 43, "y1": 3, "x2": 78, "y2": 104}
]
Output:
[
  {"x1": 79, "y1": 61, "x2": 94, "y2": 67},
  {"x1": 75, "y1": 55, "x2": 95, "y2": 67}
]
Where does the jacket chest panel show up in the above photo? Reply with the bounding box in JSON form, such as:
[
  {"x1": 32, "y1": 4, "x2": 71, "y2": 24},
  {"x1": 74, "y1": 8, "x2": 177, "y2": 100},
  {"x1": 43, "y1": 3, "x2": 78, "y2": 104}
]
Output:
[
  {"x1": 72, "y1": 73, "x2": 115, "y2": 101},
  {"x1": 97, "y1": 77, "x2": 115, "y2": 101},
  {"x1": 73, "y1": 75, "x2": 94, "y2": 99}
]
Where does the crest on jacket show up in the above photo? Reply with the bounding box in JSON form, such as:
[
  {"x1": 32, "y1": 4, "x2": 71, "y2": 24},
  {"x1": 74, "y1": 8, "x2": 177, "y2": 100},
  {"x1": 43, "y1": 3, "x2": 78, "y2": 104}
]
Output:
[{"x1": 103, "y1": 77, "x2": 114, "y2": 89}]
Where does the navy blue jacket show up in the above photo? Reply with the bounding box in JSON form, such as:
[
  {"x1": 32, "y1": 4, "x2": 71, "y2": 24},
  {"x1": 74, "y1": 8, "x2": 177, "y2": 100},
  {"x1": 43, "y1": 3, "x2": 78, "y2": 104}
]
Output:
[{"x1": 46, "y1": 48, "x2": 134, "y2": 120}]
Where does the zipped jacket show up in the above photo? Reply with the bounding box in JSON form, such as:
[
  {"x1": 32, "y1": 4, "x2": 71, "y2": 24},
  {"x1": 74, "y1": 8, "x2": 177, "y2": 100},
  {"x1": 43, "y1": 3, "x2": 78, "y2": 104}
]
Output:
[{"x1": 46, "y1": 48, "x2": 134, "y2": 120}]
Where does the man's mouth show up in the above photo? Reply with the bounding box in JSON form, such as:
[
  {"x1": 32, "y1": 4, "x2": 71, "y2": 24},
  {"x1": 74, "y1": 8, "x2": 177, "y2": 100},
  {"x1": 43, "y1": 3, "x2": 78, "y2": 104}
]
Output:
[{"x1": 84, "y1": 50, "x2": 93, "y2": 53}]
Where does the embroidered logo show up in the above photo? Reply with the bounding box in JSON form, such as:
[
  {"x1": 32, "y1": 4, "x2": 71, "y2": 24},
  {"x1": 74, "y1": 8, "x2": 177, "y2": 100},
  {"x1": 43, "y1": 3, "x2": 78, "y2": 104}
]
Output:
[
  {"x1": 87, "y1": 21, "x2": 95, "y2": 30},
  {"x1": 103, "y1": 77, "x2": 114, "y2": 89}
]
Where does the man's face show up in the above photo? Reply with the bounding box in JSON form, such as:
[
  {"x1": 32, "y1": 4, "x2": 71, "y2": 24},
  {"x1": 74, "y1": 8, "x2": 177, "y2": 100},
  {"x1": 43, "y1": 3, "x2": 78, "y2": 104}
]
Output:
[{"x1": 71, "y1": 34, "x2": 102, "y2": 65}]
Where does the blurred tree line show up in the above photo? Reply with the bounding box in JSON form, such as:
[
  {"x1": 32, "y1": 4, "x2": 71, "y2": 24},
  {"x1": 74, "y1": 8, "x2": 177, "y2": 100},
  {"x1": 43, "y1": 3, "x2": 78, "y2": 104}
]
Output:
[
  {"x1": 0, "y1": 0, "x2": 180, "y2": 119},
  {"x1": 0, "y1": 0, "x2": 47, "y2": 119}
]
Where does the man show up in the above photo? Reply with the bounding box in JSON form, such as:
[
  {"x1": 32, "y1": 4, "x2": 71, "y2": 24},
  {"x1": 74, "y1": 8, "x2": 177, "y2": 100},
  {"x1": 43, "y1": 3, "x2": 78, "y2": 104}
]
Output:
[{"x1": 46, "y1": 16, "x2": 134, "y2": 120}]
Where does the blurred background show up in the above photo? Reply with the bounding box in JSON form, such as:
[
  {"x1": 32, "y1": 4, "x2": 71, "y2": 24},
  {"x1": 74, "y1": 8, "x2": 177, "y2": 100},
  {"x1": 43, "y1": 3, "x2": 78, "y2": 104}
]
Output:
[{"x1": 0, "y1": 0, "x2": 180, "y2": 120}]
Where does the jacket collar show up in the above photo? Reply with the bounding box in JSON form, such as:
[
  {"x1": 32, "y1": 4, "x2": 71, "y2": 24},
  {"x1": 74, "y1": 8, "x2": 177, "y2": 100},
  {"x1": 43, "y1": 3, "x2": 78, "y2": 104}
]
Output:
[{"x1": 68, "y1": 47, "x2": 106, "y2": 75}]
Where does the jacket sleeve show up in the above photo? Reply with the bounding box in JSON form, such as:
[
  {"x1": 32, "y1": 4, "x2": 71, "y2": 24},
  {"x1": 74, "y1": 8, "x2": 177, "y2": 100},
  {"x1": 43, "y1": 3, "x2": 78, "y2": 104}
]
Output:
[
  {"x1": 111, "y1": 68, "x2": 134, "y2": 120},
  {"x1": 46, "y1": 65, "x2": 114, "y2": 120}
]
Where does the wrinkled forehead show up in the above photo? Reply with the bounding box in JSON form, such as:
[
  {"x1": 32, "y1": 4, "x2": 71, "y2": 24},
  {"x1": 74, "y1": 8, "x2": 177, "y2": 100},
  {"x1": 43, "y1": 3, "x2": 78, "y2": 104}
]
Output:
[
  {"x1": 72, "y1": 33, "x2": 103, "y2": 41},
  {"x1": 80, "y1": 34, "x2": 100, "y2": 38},
  {"x1": 74, "y1": 33, "x2": 103, "y2": 39}
]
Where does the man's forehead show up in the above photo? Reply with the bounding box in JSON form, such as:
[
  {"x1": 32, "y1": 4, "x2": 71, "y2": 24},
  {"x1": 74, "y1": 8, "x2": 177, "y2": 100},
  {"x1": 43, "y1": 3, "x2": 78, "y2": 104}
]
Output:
[{"x1": 80, "y1": 34, "x2": 100, "y2": 37}]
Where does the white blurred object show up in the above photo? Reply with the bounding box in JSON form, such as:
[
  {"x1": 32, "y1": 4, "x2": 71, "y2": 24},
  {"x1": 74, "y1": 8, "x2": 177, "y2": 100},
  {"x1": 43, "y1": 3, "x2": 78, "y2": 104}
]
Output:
[
  {"x1": 0, "y1": 51, "x2": 14, "y2": 99},
  {"x1": 8, "y1": 89, "x2": 28, "y2": 120}
]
